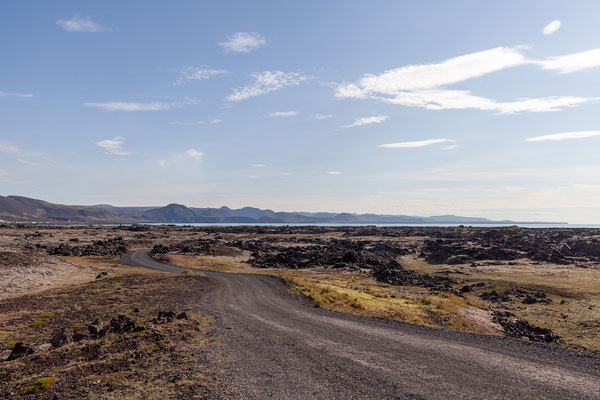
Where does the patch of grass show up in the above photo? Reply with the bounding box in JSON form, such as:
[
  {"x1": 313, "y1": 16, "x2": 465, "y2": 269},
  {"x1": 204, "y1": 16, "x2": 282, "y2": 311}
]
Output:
[
  {"x1": 28, "y1": 320, "x2": 46, "y2": 327},
  {"x1": 70, "y1": 323, "x2": 85, "y2": 332},
  {"x1": 38, "y1": 311, "x2": 55, "y2": 318},
  {"x1": 17, "y1": 377, "x2": 57, "y2": 395}
]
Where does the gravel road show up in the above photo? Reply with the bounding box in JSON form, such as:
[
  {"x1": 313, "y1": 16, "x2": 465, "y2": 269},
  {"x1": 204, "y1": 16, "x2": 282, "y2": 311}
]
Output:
[{"x1": 121, "y1": 250, "x2": 600, "y2": 400}]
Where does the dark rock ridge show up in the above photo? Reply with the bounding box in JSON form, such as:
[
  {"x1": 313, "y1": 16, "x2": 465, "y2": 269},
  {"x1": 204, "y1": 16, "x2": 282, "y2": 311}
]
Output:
[{"x1": 48, "y1": 237, "x2": 128, "y2": 256}]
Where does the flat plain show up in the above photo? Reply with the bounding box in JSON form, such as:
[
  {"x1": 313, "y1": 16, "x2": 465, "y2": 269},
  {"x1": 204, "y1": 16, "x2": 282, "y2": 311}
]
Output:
[{"x1": 1, "y1": 224, "x2": 599, "y2": 398}]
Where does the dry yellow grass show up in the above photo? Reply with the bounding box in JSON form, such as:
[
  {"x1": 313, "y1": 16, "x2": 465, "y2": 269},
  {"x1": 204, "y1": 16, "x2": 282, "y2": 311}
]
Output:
[
  {"x1": 402, "y1": 256, "x2": 600, "y2": 350},
  {"x1": 164, "y1": 254, "x2": 499, "y2": 335}
]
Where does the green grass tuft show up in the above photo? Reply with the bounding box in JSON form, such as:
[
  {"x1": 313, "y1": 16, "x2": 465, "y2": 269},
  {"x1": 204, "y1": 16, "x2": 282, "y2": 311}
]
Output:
[{"x1": 17, "y1": 377, "x2": 57, "y2": 395}]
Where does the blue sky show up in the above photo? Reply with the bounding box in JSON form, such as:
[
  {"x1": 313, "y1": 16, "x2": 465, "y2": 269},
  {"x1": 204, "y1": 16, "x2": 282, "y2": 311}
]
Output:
[{"x1": 2, "y1": 1, "x2": 600, "y2": 223}]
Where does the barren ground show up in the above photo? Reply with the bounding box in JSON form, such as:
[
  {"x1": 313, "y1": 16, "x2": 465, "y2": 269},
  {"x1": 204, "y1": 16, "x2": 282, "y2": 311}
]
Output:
[{"x1": 1, "y1": 225, "x2": 599, "y2": 398}]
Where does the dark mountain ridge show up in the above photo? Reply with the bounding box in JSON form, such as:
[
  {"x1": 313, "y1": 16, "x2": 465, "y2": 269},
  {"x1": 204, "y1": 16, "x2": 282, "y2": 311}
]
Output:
[{"x1": 0, "y1": 195, "x2": 566, "y2": 225}]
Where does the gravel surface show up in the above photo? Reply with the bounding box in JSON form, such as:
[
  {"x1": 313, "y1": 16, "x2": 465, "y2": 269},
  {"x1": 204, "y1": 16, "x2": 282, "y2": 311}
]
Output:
[{"x1": 121, "y1": 250, "x2": 600, "y2": 400}]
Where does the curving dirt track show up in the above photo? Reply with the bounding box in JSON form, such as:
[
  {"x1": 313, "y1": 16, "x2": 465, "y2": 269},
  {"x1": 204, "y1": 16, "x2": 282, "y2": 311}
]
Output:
[{"x1": 121, "y1": 250, "x2": 600, "y2": 400}]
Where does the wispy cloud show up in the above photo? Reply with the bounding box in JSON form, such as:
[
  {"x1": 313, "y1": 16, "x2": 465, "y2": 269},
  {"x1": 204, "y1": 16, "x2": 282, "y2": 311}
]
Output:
[
  {"x1": 311, "y1": 113, "x2": 333, "y2": 120},
  {"x1": 84, "y1": 101, "x2": 172, "y2": 111},
  {"x1": 441, "y1": 145, "x2": 459, "y2": 150},
  {"x1": 56, "y1": 16, "x2": 110, "y2": 33},
  {"x1": 327, "y1": 171, "x2": 342, "y2": 175},
  {"x1": 536, "y1": 49, "x2": 600, "y2": 74},
  {"x1": 17, "y1": 158, "x2": 42, "y2": 166},
  {"x1": 159, "y1": 160, "x2": 166, "y2": 167},
  {"x1": 341, "y1": 115, "x2": 388, "y2": 128},
  {"x1": 335, "y1": 46, "x2": 600, "y2": 113},
  {"x1": 0, "y1": 90, "x2": 33, "y2": 98},
  {"x1": 174, "y1": 66, "x2": 228, "y2": 85},
  {"x1": 170, "y1": 121, "x2": 204, "y2": 126},
  {"x1": 227, "y1": 71, "x2": 309, "y2": 102},
  {"x1": 84, "y1": 98, "x2": 197, "y2": 112},
  {"x1": 269, "y1": 111, "x2": 297, "y2": 117},
  {"x1": 210, "y1": 118, "x2": 222, "y2": 124},
  {"x1": 341, "y1": 47, "x2": 526, "y2": 93},
  {"x1": 96, "y1": 137, "x2": 130, "y2": 155},
  {"x1": 187, "y1": 148, "x2": 203, "y2": 160},
  {"x1": 0, "y1": 142, "x2": 20, "y2": 153},
  {"x1": 252, "y1": 164, "x2": 266, "y2": 167},
  {"x1": 379, "y1": 138, "x2": 455, "y2": 148},
  {"x1": 220, "y1": 32, "x2": 266, "y2": 53},
  {"x1": 525, "y1": 131, "x2": 600, "y2": 142},
  {"x1": 543, "y1": 20, "x2": 561, "y2": 35}
]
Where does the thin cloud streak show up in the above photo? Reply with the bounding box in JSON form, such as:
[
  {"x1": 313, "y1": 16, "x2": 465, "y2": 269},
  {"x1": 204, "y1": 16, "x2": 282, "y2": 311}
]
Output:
[
  {"x1": 84, "y1": 102, "x2": 172, "y2": 111},
  {"x1": 174, "y1": 66, "x2": 228, "y2": 85},
  {"x1": 96, "y1": 137, "x2": 130, "y2": 156},
  {"x1": 0, "y1": 90, "x2": 34, "y2": 98},
  {"x1": 269, "y1": 111, "x2": 297, "y2": 117},
  {"x1": 311, "y1": 114, "x2": 333, "y2": 120},
  {"x1": 0, "y1": 142, "x2": 20, "y2": 153},
  {"x1": 227, "y1": 71, "x2": 309, "y2": 102},
  {"x1": 84, "y1": 98, "x2": 197, "y2": 112},
  {"x1": 526, "y1": 131, "x2": 600, "y2": 142},
  {"x1": 537, "y1": 49, "x2": 600, "y2": 74},
  {"x1": 341, "y1": 115, "x2": 388, "y2": 128},
  {"x1": 335, "y1": 46, "x2": 600, "y2": 113},
  {"x1": 56, "y1": 16, "x2": 110, "y2": 32},
  {"x1": 379, "y1": 139, "x2": 455, "y2": 148}
]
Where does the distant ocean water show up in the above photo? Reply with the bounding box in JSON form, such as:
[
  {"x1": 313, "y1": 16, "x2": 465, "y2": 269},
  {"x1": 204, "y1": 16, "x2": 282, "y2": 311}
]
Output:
[{"x1": 146, "y1": 223, "x2": 600, "y2": 228}]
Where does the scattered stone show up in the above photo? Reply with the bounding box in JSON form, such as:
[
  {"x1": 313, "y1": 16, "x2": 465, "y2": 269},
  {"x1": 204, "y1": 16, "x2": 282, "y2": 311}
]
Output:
[
  {"x1": 459, "y1": 285, "x2": 472, "y2": 293},
  {"x1": 158, "y1": 310, "x2": 175, "y2": 320},
  {"x1": 6, "y1": 342, "x2": 34, "y2": 361},
  {"x1": 176, "y1": 312, "x2": 189, "y2": 320},
  {"x1": 95, "y1": 272, "x2": 108, "y2": 279},
  {"x1": 88, "y1": 320, "x2": 103, "y2": 337},
  {"x1": 479, "y1": 290, "x2": 510, "y2": 303},
  {"x1": 73, "y1": 333, "x2": 87, "y2": 342},
  {"x1": 50, "y1": 328, "x2": 73, "y2": 348},
  {"x1": 110, "y1": 315, "x2": 136, "y2": 333}
]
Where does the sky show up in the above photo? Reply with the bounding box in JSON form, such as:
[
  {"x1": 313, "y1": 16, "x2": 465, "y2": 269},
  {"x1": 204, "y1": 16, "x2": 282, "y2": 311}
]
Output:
[{"x1": 1, "y1": 1, "x2": 600, "y2": 223}]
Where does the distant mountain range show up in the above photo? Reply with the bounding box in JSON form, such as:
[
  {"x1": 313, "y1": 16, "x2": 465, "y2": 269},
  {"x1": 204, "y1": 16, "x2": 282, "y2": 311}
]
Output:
[{"x1": 0, "y1": 195, "x2": 566, "y2": 225}]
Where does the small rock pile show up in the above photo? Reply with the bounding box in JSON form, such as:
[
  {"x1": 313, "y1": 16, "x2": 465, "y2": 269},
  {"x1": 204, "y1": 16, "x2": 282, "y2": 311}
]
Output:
[
  {"x1": 492, "y1": 311, "x2": 559, "y2": 343},
  {"x1": 372, "y1": 260, "x2": 456, "y2": 292},
  {"x1": 479, "y1": 289, "x2": 553, "y2": 304}
]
